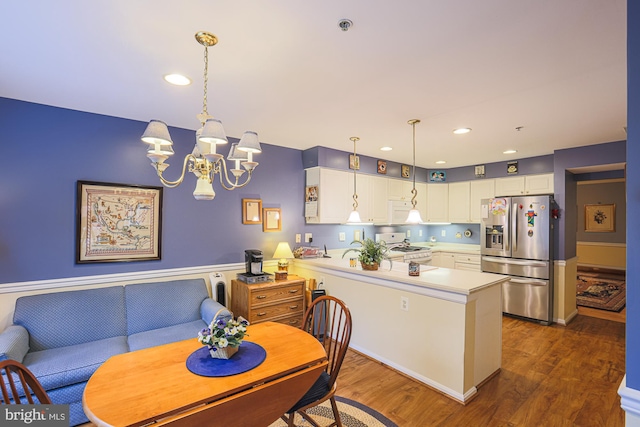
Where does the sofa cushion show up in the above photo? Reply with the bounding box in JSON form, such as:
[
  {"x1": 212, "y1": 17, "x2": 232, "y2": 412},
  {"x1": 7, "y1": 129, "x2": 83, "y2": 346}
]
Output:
[
  {"x1": 14, "y1": 286, "x2": 127, "y2": 352},
  {"x1": 21, "y1": 336, "x2": 128, "y2": 391},
  {"x1": 128, "y1": 319, "x2": 206, "y2": 352},
  {"x1": 125, "y1": 279, "x2": 209, "y2": 335}
]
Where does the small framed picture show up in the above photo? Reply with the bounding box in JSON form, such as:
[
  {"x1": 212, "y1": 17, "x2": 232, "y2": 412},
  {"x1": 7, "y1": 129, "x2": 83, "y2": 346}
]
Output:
[
  {"x1": 242, "y1": 199, "x2": 262, "y2": 224},
  {"x1": 585, "y1": 204, "x2": 615, "y2": 232},
  {"x1": 507, "y1": 161, "x2": 518, "y2": 175},
  {"x1": 401, "y1": 165, "x2": 410, "y2": 178},
  {"x1": 349, "y1": 154, "x2": 360, "y2": 170},
  {"x1": 377, "y1": 160, "x2": 387, "y2": 174},
  {"x1": 263, "y1": 208, "x2": 282, "y2": 232},
  {"x1": 429, "y1": 171, "x2": 446, "y2": 182}
]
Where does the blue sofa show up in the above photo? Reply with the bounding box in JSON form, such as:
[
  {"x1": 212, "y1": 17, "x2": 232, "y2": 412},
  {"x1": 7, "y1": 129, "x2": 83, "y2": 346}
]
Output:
[{"x1": 0, "y1": 278, "x2": 229, "y2": 426}]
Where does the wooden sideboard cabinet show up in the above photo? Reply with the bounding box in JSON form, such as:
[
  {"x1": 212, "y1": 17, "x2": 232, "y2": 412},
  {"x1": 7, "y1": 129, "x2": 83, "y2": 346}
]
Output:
[{"x1": 231, "y1": 275, "x2": 305, "y2": 328}]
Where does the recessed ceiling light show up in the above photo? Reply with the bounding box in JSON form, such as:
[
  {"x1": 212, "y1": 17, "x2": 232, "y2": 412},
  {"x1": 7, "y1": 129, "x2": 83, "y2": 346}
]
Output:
[
  {"x1": 435, "y1": 160, "x2": 446, "y2": 164},
  {"x1": 503, "y1": 149, "x2": 517, "y2": 154},
  {"x1": 164, "y1": 74, "x2": 192, "y2": 86},
  {"x1": 453, "y1": 128, "x2": 471, "y2": 135},
  {"x1": 380, "y1": 146, "x2": 393, "y2": 151}
]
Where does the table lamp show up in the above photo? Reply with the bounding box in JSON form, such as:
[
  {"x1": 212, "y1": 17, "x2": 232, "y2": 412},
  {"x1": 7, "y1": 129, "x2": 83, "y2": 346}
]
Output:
[{"x1": 273, "y1": 242, "x2": 295, "y2": 279}]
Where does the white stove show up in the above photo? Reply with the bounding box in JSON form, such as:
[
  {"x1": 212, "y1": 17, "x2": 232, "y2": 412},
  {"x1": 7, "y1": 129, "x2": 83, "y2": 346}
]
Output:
[{"x1": 376, "y1": 232, "x2": 433, "y2": 265}]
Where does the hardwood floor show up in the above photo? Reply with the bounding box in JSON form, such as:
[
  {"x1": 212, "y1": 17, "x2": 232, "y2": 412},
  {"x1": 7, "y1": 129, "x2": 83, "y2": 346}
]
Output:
[
  {"x1": 79, "y1": 315, "x2": 625, "y2": 427},
  {"x1": 336, "y1": 315, "x2": 626, "y2": 426}
]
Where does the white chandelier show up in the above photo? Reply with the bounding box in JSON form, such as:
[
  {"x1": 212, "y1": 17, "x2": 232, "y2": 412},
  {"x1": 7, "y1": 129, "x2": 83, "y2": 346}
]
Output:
[{"x1": 140, "y1": 31, "x2": 261, "y2": 200}]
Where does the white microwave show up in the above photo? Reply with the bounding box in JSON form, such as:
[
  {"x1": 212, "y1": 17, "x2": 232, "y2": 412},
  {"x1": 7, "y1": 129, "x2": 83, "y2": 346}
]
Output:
[{"x1": 388, "y1": 200, "x2": 412, "y2": 224}]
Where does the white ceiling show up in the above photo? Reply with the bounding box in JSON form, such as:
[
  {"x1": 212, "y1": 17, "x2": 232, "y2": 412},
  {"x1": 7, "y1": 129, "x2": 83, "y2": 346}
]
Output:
[{"x1": 1, "y1": 1, "x2": 627, "y2": 169}]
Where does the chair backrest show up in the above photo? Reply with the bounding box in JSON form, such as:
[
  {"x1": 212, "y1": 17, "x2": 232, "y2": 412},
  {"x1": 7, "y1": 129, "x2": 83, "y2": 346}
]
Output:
[
  {"x1": 0, "y1": 360, "x2": 51, "y2": 405},
  {"x1": 301, "y1": 295, "x2": 352, "y2": 390}
]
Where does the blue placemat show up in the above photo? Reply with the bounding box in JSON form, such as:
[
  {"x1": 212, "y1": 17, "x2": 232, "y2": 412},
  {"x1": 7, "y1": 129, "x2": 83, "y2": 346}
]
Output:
[{"x1": 186, "y1": 342, "x2": 266, "y2": 377}]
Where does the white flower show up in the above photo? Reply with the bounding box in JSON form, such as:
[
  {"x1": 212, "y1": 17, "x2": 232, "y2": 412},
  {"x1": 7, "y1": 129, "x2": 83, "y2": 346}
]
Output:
[{"x1": 217, "y1": 337, "x2": 229, "y2": 348}]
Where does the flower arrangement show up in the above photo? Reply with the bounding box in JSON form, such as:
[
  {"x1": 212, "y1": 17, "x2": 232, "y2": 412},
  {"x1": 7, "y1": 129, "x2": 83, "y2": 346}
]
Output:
[
  {"x1": 342, "y1": 238, "x2": 392, "y2": 271},
  {"x1": 198, "y1": 315, "x2": 249, "y2": 358}
]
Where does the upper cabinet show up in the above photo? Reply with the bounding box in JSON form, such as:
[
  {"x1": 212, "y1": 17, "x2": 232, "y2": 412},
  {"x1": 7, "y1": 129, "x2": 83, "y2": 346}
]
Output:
[
  {"x1": 448, "y1": 182, "x2": 471, "y2": 223},
  {"x1": 306, "y1": 167, "x2": 388, "y2": 224},
  {"x1": 494, "y1": 173, "x2": 554, "y2": 196},
  {"x1": 388, "y1": 178, "x2": 414, "y2": 201},
  {"x1": 305, "y1": 167, "x2": 351, "y2": 224},
  {"x1": 424, "y1": 183, "x2": 449, "y2": 223},
  {"x1": 469, "y1": 179, "x2": 495, "y2": 222}
]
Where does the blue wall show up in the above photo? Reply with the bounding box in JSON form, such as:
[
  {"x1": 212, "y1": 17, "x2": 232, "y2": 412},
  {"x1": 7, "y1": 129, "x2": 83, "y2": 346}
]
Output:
[
  {"x1": 0, "y1": 98, "x2": 308, "y2": 283},
  {"x1": 626, "y1": 0, "x2": 640, "y2": 390}
]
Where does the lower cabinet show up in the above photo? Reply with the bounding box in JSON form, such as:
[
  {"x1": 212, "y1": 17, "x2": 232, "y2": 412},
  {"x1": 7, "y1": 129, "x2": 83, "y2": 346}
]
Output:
[
  {"x1": 432, "y1": 251, "x2": 480, "y2": 271},
  {"x1": 231, "y1": 275, "x2": 305, "y2": 328}
]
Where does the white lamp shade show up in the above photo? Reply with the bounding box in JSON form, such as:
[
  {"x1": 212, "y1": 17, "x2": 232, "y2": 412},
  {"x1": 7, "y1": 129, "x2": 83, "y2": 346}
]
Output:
[
  {"x1": 346, "y1": 209, "x2": 363, "y2": 224},
  {"x1": 273, "y1": 242, "x2": 295, "y2": 260},
  {"x1": 199, "y1": 118, "x2": 228, "y2": 145},
  {"x1": 227, "y1": 143, "x2": 248, "y2": 161},
  {"x1": 193, "y1": 176, "x2": 216, "y2": 200},
  {"x1": 237, "y1": 131, "x2": 261, "y2": 153},
  {"x1": 141, "y1": 120, "x2": 173, "y2": 146},
  {"x1": 405, "y1": 208, "x2": 424, "y2": 224}
]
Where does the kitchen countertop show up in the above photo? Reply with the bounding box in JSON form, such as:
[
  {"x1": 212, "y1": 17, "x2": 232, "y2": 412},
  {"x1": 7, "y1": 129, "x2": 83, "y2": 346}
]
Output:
[{"x1": 293, "y1": 256, "x2": 506, "y2": 296}]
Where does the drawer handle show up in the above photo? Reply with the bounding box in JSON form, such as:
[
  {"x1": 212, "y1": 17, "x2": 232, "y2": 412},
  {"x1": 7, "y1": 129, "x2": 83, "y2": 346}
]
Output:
[
  {"x1": 289, "y1": 305, "x2": 298, "y2": 309},
  {"x1": 288, "y1": 319, "x2": 298, "y2": 325},
  {"x1": 257, "y1": 312, "x2": 266, "y2": 317},
  {"x1": 256, "y1": 295, "x2": 267, "y2": 299},
  {"x1": 288, "y1": 289, "x2": 299, "y2": 294}
]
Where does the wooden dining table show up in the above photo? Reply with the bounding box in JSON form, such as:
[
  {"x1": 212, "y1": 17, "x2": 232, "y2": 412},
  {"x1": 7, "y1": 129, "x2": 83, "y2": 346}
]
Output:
[{"x1": 82, "y1": 321, "x2": 327, "y2": 427}]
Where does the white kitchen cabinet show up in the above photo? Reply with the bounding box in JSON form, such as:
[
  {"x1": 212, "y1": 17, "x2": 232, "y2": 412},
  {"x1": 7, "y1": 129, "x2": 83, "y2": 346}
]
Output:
[
  {"x1": 470, "y1": 179, "x2": 495, "y2": 223},
  {"x1": 388, "y1": 178, "x2": 414, "y2": 201},
  {"x1": 495, "y1": 173, "x2": 554, "y2": 196},
  {"x1": 454, "y1": 254, "x2": 481, "y2": 271},
  {"x1": 353, "y1": 174, "x2": 388, "y2": 223},
  {"x1": 448, "y1": 182, "x2": 471, "y2": 223},
  {"x1": 424, "y1": 183, "x2": 449, "y2": 223},
  {"x1": 305, "y1": 167, "x2": 351, "y2": 224},
  {"x1": 431, "y1": 251, "x2": 456, "y2": 268}
]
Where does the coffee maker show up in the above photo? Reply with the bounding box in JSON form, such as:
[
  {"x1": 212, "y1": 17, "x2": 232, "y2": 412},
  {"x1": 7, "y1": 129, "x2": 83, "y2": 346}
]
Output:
[
  {"x1": 245, "y1": 249, "x2": 264, "y2": 275},
  {"x1": 237, "y1": 249, "x2": 272, "y2": 284}
]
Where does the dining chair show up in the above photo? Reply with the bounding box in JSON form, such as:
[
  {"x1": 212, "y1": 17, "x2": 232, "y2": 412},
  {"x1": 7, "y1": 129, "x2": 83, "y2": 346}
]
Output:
[
  {"x1": 281, "y1": 295, "x2": 352, "y2": 427},
  {"x1": 0, "y1": 359, "x2": 52, "y2": 405}
]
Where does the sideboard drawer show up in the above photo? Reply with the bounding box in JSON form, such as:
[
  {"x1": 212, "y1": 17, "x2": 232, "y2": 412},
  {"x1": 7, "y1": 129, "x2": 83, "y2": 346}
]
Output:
[
  {"x1": 250, "y1": 284, "x2": 303, "y2": 305},
  {"x1": 249, "y1": 299, "x2": 304, "y2": 323}
]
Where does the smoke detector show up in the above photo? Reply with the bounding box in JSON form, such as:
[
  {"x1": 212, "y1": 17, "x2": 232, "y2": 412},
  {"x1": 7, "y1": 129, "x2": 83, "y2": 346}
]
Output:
[{"x1": 338, "y1": 19, "x2": 353, "y2": 31}]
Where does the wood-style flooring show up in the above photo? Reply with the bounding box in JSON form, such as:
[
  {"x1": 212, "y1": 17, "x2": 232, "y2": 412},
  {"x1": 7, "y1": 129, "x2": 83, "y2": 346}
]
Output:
[
  {"x1": 336, "y1": 314, "x2": 626, "y2": 427},
  {"x1": 79, "y1": 314, "x2": 625, "y2": 427}
]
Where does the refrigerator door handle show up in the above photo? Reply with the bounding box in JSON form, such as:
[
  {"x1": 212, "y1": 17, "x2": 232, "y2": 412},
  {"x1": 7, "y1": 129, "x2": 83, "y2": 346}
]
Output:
[
  {"x1": 483, "y1": 256, "x2": 547, "y2": 267},
  {"x1": 512, "y1": 202, "x2": 518, "y2": 253},
  {"x1": 509, "y1": 277, "x2": 547, "y2": 286}
]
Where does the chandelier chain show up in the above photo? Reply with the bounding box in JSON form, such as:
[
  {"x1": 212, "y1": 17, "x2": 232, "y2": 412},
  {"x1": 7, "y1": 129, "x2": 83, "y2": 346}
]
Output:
[{"x1": 202, "y1": 45, "x2": 209, "y2": 119}]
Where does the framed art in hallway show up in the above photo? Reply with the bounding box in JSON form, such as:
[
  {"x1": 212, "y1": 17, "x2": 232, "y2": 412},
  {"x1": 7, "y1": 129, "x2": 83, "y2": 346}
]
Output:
[
  {"x1": 76, "y1": 181, "x2": 163, "y2": 263},
  {"x1": 584, "y1": 203, "x2": 615, "y2": 232}
]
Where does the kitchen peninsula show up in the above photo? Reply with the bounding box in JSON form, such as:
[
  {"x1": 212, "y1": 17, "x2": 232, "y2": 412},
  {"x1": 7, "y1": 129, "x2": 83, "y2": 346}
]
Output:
[{"x1": 291, "y1": 257, "x2": 509, "y2": 404}]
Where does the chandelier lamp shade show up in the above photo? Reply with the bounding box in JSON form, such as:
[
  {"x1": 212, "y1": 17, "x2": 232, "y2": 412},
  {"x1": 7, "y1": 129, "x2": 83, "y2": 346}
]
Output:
[
  {"x1": 140, "y1": 31, "x2": 261, "y2": 201},
  {"x1": 406, "y1": 119, "x2": 424, "y2": 224}
]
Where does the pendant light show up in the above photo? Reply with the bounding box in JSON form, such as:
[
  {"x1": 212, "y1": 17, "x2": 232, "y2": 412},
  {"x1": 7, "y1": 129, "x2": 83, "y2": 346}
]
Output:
[
  {"x1": 345, "y1": 137, "x2": 371, "y2": 224},
  {"x1": 406, "y1": 119, "x2": 424, "y2": 224}
]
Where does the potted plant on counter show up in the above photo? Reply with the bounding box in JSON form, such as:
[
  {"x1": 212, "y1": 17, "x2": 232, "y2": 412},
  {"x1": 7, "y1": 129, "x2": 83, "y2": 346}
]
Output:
[{"x1": 342, "y1": 238, "x2": 392, "y2": 271}]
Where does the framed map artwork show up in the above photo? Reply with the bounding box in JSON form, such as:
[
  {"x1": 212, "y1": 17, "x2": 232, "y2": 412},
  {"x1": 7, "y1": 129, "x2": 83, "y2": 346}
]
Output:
[{"x1": 76, "y1": 181, "x2": 163, "y2": 263}]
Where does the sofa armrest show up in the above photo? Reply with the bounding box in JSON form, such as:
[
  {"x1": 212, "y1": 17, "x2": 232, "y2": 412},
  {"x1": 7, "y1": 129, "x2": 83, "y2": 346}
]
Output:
[
  {"x1": 0, "y1": 325, "x2": 30, "y2": 363},
  {"x1": 200, "y1": 298, "x2": 232, "y2": 325}
]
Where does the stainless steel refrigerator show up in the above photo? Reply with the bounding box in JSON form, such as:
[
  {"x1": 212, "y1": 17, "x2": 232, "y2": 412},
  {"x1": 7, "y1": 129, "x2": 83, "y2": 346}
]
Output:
[{"x1": 480, "y1": 195, "x2": 554, "y2": 325}]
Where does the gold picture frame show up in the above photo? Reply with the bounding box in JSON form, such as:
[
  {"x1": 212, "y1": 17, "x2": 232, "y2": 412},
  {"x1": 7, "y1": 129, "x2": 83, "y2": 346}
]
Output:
[
  {"x1": 242, "y1": 199, "x2": 262, "y2": 224},
  {"x1": 349, "y1": 154, "x2": 360, "y2": 170},
  {"x1": 263, "y1": 208, "x2": 282, "y2": 232},
  {"x1": 76, "y1": 181, "x2": 163, "y2": 263},
  {"x1": 584, "y1": 203, "x2": 615, "y2": 232}
]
